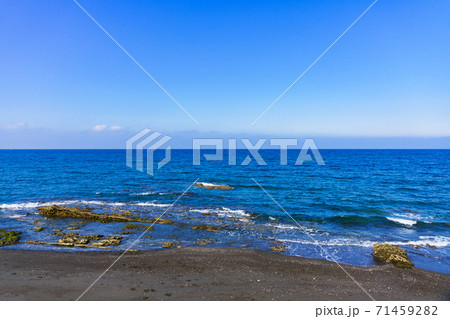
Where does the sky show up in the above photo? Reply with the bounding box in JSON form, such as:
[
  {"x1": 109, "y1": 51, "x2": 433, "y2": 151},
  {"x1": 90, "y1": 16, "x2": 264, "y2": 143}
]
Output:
[{"x1": 0, "y1": 0, "x2": 449, "y2": 148}]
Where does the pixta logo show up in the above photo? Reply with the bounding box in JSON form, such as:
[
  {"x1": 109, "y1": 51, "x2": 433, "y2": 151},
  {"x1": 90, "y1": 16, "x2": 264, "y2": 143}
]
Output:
[
  {"x1": 126, "y1": 129, "x2": 325, "y2": 176},
  {"x1": 126, "y1": 128, "x2": 172, "y2": 176}
]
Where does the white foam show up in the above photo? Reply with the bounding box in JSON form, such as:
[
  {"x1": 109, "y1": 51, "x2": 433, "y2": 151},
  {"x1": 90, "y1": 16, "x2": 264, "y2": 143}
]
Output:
[
  {"x1": 135, "y1": 202, "x2": 171, "y2": 208},
  {"x1": 188, "y1": 207, "x2": 251, "y2": 221},
  {"x1": 386, "y1": 217, "x2": 417, "y2": 226},
  {"x1": 277, "y1": 236, "x2": 450, "y2": 248},
  {"x1": 274, "y1": 224, "x2": 299, "y2": 230},
  {"x1": 189, "y1": 209, "x2": 213, "y2": 214},
  {"x1": 0, "y1": 202, "x2": 42, "y2": 210},
  {"x1": 131, "y1": 191, "x2": 155, "y2": 196},
  {"x1": 0, "y1": 200, "x2": 126, "y2": 210},
  {"x1": 219, "y1": 207, "x2": 250, "y2": 217},
  {"x1": 9, "y1": 214, "x2": 26, "y2": 219},
  {"x1": 196, "y1": 182, "x2": 221, "y2": 187}
]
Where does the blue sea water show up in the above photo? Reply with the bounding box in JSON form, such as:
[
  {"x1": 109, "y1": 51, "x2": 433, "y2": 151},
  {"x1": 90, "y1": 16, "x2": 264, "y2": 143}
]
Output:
[{"x1": 0, "y1": 149, "x2": 449, "y2": 273}]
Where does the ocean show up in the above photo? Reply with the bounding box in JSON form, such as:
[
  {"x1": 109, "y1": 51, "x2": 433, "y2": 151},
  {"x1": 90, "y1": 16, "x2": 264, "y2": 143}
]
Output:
[{"x1": 0, "y1": 149, "x2": 449, "y2": 273}]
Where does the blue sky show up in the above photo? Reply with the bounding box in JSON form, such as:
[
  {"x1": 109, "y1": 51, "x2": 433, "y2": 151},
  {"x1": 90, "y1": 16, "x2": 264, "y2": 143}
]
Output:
[{"x1": 0, "y1": 0, "x2": 449, "y2": 148}]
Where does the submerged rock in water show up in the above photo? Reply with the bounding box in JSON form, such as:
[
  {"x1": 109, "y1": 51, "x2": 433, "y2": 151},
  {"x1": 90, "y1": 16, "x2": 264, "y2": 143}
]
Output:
[
  {"x1": 269, "y1": 245, "x2": 287, "y2": 252},
  {"x1": 196, "y1": 238, "x2": 215, "y2": 245},
  {"x1": 195, "y1": 182, "x2": 234, "y2": 190},
  {"x1": 0, "y1": 229, "x2": 22, "y2": 247},
  {"x1": 38, "y1": 205, "x2": 151, "y2": 223},
  {"x1": 191, "y1": 224, "x2": 219, "y2": 232},
  {"x1": 34, "y1": 226, "x2": 46, "y2": 232},
  {"x1": 373, "y1": 244, "x2": 414, "y2": 269},
  {"x1": 122, "y1": 224, "x2": 153, "y2": 231}
]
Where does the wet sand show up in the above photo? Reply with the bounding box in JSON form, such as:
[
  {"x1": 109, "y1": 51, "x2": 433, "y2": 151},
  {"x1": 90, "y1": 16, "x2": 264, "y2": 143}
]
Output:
[{"x1": 0, "y1": 247, "x2": 448, "y2": 301}]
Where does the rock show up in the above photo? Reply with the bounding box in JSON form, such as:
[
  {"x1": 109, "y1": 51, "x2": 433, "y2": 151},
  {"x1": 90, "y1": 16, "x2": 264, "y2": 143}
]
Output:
[
  {"x1": 0, "y1": 229, "x2": 22, "y2": 247},
  {"x1": 56, "y1": 240, "x2": 74, "y2": 247},
  {"x1": 426, "y1": 243, "x2": 437, "y2": 249},
  {"x1": 196, "y1": 239, "x2": 215, "y2": 245},
  {"x1": 269, "y1": 245, "x2": 287, "y2": 252},
  {"x1": 91, "y1": 236, "x2": 123, "y2": 247},
  {"x1": 150, "y1": 218, "x2": 173, "y2": 225},
  {"x1": 119, "y1": 231, "x2": 134, "y2": 235},
  {"x1": 34, "y1": 226, "x2": 46, "y2": 232},
  {"x1": 373, "y1": 244, "x2": 414, "y2": 269},
  {"x1": 191, "y1": 225, "x2": 219, "y2": 232},
  {"x1": 162, "y1": 241, "x2": 181, "y2": 248},
  {"x1": 195, "y1": 183, "x2": 234, "y2": 190},
  {"x1": 24, "y1": 240, "x2": 48, "y2": 245},
  {"x1": 38, "y1": 205, "x2": 152, "y2": 223},
  {"x1": 122, "y1": 224, "x2": 153, "y2": 231},
  {"x1": 67, "y1": 226, "x2": 79, "y2": 230},
  {"x1": 53, "y1": 232, "x2": 103, "y2": 246},
  {"x1": 191, "y1": 224, "x2": 230, "y2": 232}
]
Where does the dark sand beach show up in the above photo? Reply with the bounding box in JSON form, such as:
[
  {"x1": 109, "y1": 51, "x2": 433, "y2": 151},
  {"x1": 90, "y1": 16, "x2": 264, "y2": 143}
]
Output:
[{"x1": 1, "y1": 247, "x2": 448, "y2": 301}]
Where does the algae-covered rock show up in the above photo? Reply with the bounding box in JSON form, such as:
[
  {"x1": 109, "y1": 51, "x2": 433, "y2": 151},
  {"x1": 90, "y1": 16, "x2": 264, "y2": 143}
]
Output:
[
  {"x1": 0, "y1": 229, "x2": 22, "y2": 247},
  {"x1": 196, "y1": 239, "x2": 215, "y2": 245},
  {"x1": 53, "y1": 232, "x2": 103, "y2": 247},
  {"x1": 269, "y1": 245, "x2": 287, "y2": 252},
  {"x1": 25, "y1": 232, "x2": 118, "y2": 248},
  {"x1": 122, "y1": 224, "x2": 153, "y2": 231},
  {"x1": 162, "y1": 241, "x2": 181, "y2": 248},
  {"x1": 38, "y1": 205, "x2": 151, "y2": 223},
  {"x1": 191, "y1": 224, "x2": 219, "y2": 232},
  {"x1": 34, "y1": 226, "x2": 46, "y2": 232},
  {"x1": 67, "y1": 226, "x2": 79, "y2": 230},
  {"x1": 150, "y1": 218, "x2": 174, "y2": 225},
  {"x1": 191, "y1": 224, "x2": 231, "y2": 232},
  {"x1": 373, "y1": 244, "x2": 414, "y2": 269},
  {"x1": 195, "y1": 183, "x2": 234, "y2": 190},
  {"x1": 119, "y1": 231, "x2": 134, "y2": 235},
  {"x1": 24, "y1": 240, "x2": 48, "y2": 245},
  {"x1": 91, "y1": 236, "x2": 123, "y2": 247}
]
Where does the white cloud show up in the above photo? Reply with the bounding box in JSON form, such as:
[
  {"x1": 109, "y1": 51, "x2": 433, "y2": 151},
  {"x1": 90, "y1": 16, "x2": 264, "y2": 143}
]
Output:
[
  {"x1": 3, "y1": 122, "x2": 26, "y2": 130},
  {"x1": 109, "y1": 125, "x2": 122, "y2": 131},
  {"x1": 92, "y1": 124, "x2": 108, "y2": 131}
]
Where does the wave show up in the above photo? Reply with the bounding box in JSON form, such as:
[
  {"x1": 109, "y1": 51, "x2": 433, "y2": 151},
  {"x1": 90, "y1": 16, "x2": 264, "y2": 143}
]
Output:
[
  {"x1": 189, "y1": 207, "x2": 251, "y2": 220},
  {"x1": 130, "y1": 191, "x2": 155, "y2": 196},
  {"x1": 386, "y1": 217, "x2": 417, "y2": 226},
  {"x1": 0, "y1": 200, "x2": 128, "y2": 211},
  {"x1": 277, "y1": 235, "x2": 450, "y2": 248},
  {"x1": 196, "y1": 182, "x2": 221, "y2": 187},
  {"x1": 135, "y1": 202, "x2": 172, "y2": 208}
]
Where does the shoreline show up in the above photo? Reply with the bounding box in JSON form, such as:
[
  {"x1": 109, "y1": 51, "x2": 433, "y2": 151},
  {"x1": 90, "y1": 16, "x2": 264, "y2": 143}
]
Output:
[{"x1": 1, "y1": 247, "x2": 448, "y2": 301}]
